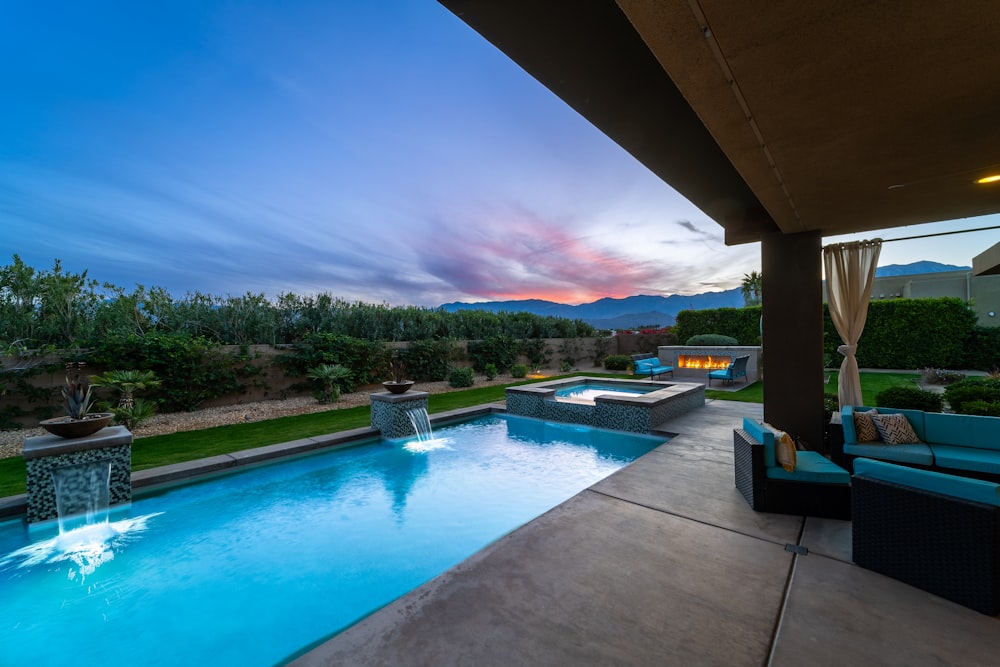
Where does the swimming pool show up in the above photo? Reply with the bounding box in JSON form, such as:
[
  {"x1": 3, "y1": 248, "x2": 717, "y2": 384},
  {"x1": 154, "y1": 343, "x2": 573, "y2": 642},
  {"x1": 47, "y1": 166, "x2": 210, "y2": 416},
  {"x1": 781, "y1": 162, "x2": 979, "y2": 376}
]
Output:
[{"x1": 0, "y1": 414, "x2": 663, "y2": 666}]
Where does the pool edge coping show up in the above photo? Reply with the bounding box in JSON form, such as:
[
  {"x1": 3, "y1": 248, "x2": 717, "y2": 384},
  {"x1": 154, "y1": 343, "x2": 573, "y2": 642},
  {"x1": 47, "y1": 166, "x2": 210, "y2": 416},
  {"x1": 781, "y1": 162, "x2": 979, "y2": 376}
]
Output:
[{"x1": 0, "y1": 402, "x2": 508, "y2": 520}]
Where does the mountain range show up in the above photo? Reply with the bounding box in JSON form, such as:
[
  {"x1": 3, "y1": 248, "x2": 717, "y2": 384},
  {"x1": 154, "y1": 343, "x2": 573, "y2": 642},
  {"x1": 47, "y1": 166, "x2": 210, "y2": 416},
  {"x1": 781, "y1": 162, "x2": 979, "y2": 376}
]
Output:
[{"x1": 438, "y1": 261, "x2": 971, "y2": 330}]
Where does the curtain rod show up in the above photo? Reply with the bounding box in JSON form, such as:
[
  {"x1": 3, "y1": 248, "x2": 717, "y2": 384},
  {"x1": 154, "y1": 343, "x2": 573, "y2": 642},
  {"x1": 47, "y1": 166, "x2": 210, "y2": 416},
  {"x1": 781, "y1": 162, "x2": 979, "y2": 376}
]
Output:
[{"x1": 876, "y1": 223, "x2": 1000, "y2": 244}]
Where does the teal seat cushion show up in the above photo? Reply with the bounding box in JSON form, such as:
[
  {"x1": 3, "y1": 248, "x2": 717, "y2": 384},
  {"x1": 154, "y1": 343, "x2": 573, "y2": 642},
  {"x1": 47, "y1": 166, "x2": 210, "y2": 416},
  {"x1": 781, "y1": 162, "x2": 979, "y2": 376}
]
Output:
[
  {"x1": 929, "y1": 445, "x2": 1000, "y2": 475},
  {"x1": 766, "y1": 451, "x2": 850, "y2": 484},
  {"x1": 854, "y1": 457, "x2": 1000, "y2": 507},
  {"x1": 925, "y1": 413, "x2": 1000, "y2": 452},
  {"x1": 742, "y1": 417, "x2": 776, "y2": 468},
  {"x1": 844, "y1": 442, "x2": 934, "y2": 466}
]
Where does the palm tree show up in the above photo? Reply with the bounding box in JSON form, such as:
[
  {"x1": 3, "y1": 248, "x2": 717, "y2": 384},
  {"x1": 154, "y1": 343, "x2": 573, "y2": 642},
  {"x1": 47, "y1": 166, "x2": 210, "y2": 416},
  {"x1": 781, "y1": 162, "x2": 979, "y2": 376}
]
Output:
[
  {"x1": 90, "y1": 369, "x2": 161, "y2": 409},
  {"x1": 741, "y1": 270, "x2": 763, "y2": 306},
  {"x1": 306, "y1": 363, "x2": 353, "y2": 404}
]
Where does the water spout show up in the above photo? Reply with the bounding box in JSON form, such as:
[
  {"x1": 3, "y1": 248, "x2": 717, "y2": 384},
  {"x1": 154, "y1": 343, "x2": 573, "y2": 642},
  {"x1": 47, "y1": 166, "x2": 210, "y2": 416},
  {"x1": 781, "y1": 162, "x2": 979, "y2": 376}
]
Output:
[
  {"x1": 50, "y1": 460, "x2": 112, "y2": 535},
  {"x1": 405, "y1": 407, "x2": 434, "y2": 442}
]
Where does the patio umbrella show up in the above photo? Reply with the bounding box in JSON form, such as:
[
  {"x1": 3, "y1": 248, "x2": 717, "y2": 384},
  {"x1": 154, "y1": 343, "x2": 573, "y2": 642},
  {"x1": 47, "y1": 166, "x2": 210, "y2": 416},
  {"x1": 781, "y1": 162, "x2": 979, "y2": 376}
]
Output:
[{"x1": 823, "y1": 239, "x2": 882, "y2": 411}]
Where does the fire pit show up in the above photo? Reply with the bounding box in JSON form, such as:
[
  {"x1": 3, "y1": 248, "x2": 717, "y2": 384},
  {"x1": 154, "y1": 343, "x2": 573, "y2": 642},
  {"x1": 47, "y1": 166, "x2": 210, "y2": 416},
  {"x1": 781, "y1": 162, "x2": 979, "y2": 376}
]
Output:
[{"x1": 657, "y1": 346, "x2": 762, "y2": 381}]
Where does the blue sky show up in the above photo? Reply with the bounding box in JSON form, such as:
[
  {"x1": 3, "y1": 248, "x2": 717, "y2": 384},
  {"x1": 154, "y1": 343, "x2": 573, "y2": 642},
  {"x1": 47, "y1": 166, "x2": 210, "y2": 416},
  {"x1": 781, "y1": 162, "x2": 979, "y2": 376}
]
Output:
[{"x1": 1, "y1": 1, "x2": 995, "y2": 307}]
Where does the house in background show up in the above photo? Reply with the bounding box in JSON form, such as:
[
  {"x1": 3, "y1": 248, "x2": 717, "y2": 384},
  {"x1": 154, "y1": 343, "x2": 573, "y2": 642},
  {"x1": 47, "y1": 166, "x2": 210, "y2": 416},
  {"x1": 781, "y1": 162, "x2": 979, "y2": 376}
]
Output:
[{"x1": 823, "y1": 244, "x2": 1000, "y2": 326}]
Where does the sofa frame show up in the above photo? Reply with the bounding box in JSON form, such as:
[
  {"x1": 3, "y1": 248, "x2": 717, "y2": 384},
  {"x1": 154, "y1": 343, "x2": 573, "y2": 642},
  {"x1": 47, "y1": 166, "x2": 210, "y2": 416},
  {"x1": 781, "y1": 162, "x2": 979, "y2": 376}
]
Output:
[{"x1": 852, "y1": 474, "x2": 1000, "y2": 615}]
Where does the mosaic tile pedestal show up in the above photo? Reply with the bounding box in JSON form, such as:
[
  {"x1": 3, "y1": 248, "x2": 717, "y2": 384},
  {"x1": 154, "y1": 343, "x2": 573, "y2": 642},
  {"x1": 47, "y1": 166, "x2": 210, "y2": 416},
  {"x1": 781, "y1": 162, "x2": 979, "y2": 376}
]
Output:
[
  {"x1": 23, "y1": 425, "x2": 132, "y2": 523},
  {"x1": 370, "y1": 391, "x2": 430, "y2": 439}
]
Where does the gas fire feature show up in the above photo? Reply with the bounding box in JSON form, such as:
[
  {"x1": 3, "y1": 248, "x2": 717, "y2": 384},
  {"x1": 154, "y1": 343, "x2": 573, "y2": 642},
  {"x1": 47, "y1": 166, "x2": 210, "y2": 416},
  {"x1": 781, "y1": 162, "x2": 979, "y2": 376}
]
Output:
[
  {"x1": 657, "y1": 346, "x2": 762, "y2": 382},
  {"x1": 677, "y1": 355, "x2": 732, "y2": 371}
]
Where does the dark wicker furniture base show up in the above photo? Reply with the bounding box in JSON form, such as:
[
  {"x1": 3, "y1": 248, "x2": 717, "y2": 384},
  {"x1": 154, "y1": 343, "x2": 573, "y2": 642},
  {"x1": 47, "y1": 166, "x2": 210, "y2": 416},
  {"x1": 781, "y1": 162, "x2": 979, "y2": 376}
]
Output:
[
  {"x1": 734, "y1": 429, "x2": 851, "y2": 520},
  {"x1": 852, "y1": 475, "x2": 1000, "y2": 615}
]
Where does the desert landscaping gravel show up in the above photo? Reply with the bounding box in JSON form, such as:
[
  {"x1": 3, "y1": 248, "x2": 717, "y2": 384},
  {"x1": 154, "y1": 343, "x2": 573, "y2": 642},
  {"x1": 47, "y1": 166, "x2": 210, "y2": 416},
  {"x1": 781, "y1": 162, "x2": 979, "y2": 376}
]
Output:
[{"x1": 0, "y1": 376, "x2": 514, "y2": 460}]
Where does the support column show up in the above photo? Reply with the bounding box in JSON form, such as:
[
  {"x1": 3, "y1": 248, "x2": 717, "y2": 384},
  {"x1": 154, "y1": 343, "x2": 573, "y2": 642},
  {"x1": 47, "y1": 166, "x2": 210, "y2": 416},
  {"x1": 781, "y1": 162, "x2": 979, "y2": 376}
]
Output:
[{"x1": 761, "y1": 230, "x2": 825, "y2": 448}]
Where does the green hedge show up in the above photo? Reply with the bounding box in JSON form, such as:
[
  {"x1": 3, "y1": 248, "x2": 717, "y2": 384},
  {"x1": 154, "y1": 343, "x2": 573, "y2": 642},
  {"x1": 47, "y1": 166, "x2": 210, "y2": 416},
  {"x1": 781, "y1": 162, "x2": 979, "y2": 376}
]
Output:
[
  {"x1": 89, "y1": 331, "x2": 247, "y2": 412},
  {"x1": 844, "y1": 298, "x2": 976, "y2": 369},
  {"x1": 675, "y1": 307, "x2": 761, "y2": 346},
  {"x1": 678, "y1": 298, "x2": 996, "y2": 371}
]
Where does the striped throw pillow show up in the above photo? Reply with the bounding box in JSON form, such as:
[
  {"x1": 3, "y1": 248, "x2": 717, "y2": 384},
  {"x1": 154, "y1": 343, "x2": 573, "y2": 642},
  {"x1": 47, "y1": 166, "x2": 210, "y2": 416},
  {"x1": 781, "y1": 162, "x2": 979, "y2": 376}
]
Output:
[
  {"x1": 853, "y1": 408, "x2": 880, "y2": 442},
  {"x1": 870, "y1": 412, "x2": 920, "y2": 446}
]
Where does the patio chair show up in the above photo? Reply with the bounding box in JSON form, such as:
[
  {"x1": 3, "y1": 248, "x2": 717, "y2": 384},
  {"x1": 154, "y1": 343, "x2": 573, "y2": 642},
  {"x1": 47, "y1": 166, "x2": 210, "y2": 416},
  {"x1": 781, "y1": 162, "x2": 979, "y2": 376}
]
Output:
[
  {"x1": 734, "y1": 420, "x2": 852, "y2": 520},
  {"x1": 708, "y1": 355, "x2": 749, "y2": 386}
]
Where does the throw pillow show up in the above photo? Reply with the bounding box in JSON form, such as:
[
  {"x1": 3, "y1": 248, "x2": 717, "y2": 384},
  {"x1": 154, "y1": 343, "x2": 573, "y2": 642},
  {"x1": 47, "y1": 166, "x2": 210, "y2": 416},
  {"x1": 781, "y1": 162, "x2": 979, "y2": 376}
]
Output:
[
  {"x1": 853, "y1": 408, "x2": 880, "y2": 442},
  {"x1": 870, "y1": 412, "x2": 920, "y2": 445},
  {"x1": 776, "y1": 431, "x2": 797, "y2": 472}
]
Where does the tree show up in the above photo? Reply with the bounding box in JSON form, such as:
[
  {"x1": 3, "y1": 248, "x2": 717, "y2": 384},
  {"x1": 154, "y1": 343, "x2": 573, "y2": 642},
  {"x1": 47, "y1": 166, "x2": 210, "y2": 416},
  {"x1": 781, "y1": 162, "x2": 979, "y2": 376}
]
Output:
[{"x1": 741, "y1": 271, "x2": 763, "y2": 306}]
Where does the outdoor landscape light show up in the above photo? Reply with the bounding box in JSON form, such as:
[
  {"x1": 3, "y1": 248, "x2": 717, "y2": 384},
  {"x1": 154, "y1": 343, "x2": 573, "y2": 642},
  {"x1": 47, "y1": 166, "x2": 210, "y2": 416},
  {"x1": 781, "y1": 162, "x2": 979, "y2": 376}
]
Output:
[{"x1": 975, "y1": 174, "x2": 1000, "y2": 184}]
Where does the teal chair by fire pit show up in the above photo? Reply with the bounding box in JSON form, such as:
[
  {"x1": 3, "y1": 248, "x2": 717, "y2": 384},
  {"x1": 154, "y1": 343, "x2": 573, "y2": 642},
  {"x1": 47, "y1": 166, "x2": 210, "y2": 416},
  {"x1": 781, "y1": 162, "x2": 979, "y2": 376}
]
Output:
[{"x1": 708, "y1": 355, "x2": 749, "y2": 387}]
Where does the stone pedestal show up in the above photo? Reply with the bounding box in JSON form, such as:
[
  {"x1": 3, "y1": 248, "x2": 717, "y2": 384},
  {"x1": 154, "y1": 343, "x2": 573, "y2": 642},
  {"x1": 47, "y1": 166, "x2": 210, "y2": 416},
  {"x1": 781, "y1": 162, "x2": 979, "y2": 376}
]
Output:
[
  {"x1": 23, "y1": 426, "x2": 132, "y2": 523},
  {"x1": 370, "y1": 391, "x2": 430, "y2": 439}
]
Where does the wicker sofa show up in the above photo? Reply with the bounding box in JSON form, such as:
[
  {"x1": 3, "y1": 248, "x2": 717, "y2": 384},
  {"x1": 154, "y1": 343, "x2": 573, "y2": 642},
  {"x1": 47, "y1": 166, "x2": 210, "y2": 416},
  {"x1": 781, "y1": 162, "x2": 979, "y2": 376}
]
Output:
[
  {"x1": 835, "y1": 406, "x2": 1000, "y2": 482},
  {"x1": 852, "y1": 457, "x2": 1000, "y2": 615},
  {"x1": 734, "y1": 418, "x2": 852, "y2": 520}
]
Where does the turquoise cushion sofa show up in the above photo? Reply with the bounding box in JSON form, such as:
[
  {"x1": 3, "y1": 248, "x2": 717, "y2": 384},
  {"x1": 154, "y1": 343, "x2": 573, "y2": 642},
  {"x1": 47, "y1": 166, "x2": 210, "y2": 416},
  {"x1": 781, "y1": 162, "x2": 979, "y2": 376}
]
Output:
[
  {"x1": 631, "y1": 354, "x2": 673, "y2": 379},
  {"x1": 839, "y1": 406, "x2": 1000, "y2": 481}
]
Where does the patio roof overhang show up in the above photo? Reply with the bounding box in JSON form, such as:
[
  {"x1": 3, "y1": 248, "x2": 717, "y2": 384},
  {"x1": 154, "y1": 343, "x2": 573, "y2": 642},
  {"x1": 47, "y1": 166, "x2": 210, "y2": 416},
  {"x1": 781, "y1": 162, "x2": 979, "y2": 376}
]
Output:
[{"x1": 438, "y1": 0, "x2": 1000, "y2": 246}]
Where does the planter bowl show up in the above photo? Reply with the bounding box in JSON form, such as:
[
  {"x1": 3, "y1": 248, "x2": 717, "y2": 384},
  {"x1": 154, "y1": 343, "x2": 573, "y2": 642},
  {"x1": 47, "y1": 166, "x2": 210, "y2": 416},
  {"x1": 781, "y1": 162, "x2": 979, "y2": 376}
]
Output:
[
  {"x1": 39, "y1": 413, "x2": 115, "y2": 439},
  {"x1": 382, "y1": 381, "x2": 414, "y2": 395}
]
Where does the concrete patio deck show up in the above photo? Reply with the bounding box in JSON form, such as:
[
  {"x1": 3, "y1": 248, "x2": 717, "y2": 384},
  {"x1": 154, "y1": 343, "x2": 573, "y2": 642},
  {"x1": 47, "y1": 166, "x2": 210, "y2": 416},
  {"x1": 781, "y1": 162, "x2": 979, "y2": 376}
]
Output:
[{"x1": 290, "y1": 399, "x2": 1000, "y2": 666}]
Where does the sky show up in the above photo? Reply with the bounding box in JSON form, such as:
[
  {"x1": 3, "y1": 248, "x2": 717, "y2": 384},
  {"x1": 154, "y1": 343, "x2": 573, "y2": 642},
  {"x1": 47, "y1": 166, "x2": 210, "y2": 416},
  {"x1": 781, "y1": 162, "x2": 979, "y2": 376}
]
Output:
[{"x1": 2, "y1": 1, "x2": 996, "y2": 308}]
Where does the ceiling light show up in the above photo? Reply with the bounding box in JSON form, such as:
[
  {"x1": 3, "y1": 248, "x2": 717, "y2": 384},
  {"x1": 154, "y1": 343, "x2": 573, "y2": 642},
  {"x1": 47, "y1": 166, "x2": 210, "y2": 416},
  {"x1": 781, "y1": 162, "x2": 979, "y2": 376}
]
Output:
[{"x1": 976, "y1": 174, "x2": 1000, "y2": 184}]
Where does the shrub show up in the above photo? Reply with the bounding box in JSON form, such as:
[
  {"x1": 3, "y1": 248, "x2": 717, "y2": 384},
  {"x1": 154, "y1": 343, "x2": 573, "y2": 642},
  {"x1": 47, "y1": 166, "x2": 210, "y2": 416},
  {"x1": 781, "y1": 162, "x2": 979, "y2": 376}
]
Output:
[
  {"x1": 111, "y1": 397, "x2": 158, "y2": 430},
  {"x1": 518, "y1": 338, "x2": 550, "y2": 369},
  {"x1": 944, "y1": 377, "x2": 1000, "y2": 414},
  {"x1": 484, "y1": 363, "x2": 497, "y2": 380},
  {"x1": 279, "y1": 332, "x2": 385, "y2": 386},
  {"x1": 603, "y1": 355, "x2": 630, "y2": 371},
  {"x1": 448, "y1": 367, "x2": 475, "y2": 388},
  {"x1": 685, "y1": 334, "x2": 739, "y2": 346},
  {"x1": 402, "y1": 339, "x2": 455, "y2": 381},
  {"x1": 511, "y1": 364, "x2": 527, "y2": 378},
  {"x1": 466, "y1": 334, "x2": 518, "y2": 372},
  {"x1": 961, "y1": 400, "x2": 1000, "y2": 417},
  {"x1": 875, "y1": 385, "x2": 943, "y2": 412},
  {"x1": 560, "y1": 360, "x2": 573, "y2": 372},
  {"x1": 89, "y1": 331, "x2": 245, "y2": 412}
]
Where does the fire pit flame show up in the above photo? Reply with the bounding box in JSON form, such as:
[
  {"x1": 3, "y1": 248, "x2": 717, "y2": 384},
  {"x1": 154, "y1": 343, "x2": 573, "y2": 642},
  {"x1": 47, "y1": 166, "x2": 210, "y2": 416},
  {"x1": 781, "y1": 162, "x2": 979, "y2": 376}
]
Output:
[{"x1": 677, "y1": 355, "x2": 732, "y2": 371}]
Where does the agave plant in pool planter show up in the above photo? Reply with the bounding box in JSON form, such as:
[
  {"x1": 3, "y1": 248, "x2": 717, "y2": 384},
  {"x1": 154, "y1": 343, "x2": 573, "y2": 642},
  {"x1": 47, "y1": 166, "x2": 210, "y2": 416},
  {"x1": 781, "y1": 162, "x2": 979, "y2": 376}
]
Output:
[
  {"x1": 383, "y1": 350, "x2": 414, "y2": 394},
  {"x1": 39, "y1": 361, "x2": 115, "y2": 438}
]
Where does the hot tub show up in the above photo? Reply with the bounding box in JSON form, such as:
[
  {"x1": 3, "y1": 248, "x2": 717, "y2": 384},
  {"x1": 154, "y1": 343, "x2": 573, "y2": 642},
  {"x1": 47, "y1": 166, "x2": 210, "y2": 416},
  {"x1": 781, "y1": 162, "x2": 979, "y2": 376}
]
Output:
[{"x1": 506, "y1": 377, "x2": 705, "y2": 433}]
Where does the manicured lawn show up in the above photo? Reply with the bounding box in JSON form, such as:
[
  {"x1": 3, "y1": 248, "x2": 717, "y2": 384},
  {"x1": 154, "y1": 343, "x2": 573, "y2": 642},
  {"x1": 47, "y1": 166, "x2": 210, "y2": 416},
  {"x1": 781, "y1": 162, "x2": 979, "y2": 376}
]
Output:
[
  {"x1": 704, "y1": 370, "x2": 920, "y2": 405},
  {"x1": 0, "y1": 370, "x2": 921, "y2": 499}
]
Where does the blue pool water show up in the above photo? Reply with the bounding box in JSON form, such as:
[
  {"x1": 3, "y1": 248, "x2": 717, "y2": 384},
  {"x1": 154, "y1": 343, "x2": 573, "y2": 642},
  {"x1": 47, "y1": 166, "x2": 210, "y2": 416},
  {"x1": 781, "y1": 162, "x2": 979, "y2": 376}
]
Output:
[
  {"x1": 554, "y1": 381, "x2": 657, "y2": 402},
  {"x1": 0, "y1": 414, "x2": 663, "y2": 666}
]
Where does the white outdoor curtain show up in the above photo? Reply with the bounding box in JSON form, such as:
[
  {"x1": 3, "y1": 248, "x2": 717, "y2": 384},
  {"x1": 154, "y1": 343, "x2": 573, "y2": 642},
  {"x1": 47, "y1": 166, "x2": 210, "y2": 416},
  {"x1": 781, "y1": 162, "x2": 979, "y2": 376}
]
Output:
[{"x1": 823, "y1": 239, "x2": 882, "y2": 410}]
